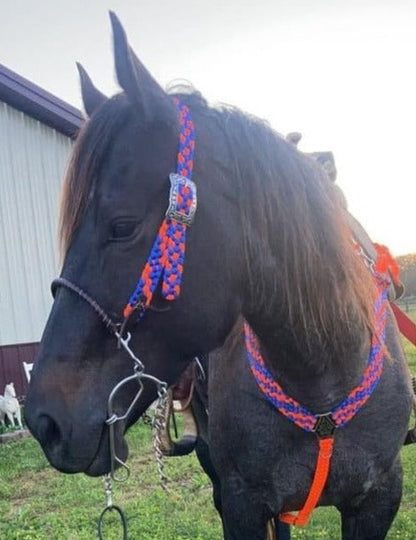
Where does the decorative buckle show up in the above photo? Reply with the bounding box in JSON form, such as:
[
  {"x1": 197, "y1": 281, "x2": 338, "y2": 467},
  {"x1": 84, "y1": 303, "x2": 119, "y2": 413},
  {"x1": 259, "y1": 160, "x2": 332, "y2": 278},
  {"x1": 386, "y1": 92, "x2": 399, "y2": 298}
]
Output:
[
  {"x1": 166, "y1": 173, "x2": 197, "y2": 226},
  {"x1": 313, "y1": 413, "x2": 336, "y2": 438}
]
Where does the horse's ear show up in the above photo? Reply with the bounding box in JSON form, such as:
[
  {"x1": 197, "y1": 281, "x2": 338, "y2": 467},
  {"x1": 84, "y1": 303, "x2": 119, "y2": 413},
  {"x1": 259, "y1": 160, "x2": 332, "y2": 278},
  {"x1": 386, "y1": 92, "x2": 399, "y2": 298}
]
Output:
[
  {"x1": 76, "y1": 63, "x2": 107, "y2": 117},
  {"x1": 109, "y1": 11, "x2": 173, "y2": 121}
]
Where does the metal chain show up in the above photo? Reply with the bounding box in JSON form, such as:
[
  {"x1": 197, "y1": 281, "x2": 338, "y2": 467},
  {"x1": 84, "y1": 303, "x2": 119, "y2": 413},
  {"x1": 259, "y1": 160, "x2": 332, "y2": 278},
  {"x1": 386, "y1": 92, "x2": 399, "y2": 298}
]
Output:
[
  {"x1": 352, "y1": 240, "x2": 376, "y2": 274},
  {"x1": 103, "y1": 474, "x2": 113, "y2": 508},
  {"x1": 152, "y1": 385, "x2": 169, "y2": 490},
  {"x1": 142, "y1": 411, "x2": 153, "y2": 425}
]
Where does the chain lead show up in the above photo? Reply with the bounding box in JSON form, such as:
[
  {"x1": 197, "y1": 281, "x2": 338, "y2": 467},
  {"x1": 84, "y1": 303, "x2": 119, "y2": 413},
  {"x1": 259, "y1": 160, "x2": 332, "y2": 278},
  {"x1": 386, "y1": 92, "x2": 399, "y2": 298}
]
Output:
[
  {"x1": 152, "y1": 384, "x2": 169, "y2": 490},
  {"x1": 104, "y1": 474, "x2": 113, "y2": 508}
]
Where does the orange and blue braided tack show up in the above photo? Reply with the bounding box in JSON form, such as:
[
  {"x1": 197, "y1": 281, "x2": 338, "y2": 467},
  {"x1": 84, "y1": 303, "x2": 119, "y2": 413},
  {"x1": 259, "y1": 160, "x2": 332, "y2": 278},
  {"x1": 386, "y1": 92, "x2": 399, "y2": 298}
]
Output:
[{"x1": 123, "y1": 99, "x2": 196, "y2": 319}]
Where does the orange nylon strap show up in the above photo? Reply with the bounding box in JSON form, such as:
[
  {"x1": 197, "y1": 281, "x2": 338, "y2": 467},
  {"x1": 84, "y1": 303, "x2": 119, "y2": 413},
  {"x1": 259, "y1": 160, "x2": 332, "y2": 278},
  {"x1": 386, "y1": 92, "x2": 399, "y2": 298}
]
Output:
[{"x1": 279, "y1": 437, "x2": 334, "y2": 526}]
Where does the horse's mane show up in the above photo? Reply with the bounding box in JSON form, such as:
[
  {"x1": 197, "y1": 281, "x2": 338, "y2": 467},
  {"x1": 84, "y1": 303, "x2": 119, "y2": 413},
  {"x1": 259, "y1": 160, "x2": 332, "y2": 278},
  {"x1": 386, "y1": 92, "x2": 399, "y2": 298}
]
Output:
[
  {"x1": 210, "y1": 102, "x2": 375, "y2": 354},
  {"x1": 171, "y1": 91, "x2": 375, "y2": 354},
  {"x1": 60, "y1": 88, "x2": 375, "y2": 356}
]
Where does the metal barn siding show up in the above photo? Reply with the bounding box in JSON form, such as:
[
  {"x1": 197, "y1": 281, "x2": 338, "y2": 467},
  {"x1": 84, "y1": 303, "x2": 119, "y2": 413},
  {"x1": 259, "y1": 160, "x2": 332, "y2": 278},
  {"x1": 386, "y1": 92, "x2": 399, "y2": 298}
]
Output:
[
  {"x1": 0, "y1": 101, "x2": 72, "y2": 345},
  {"x1": 0, "y1": 63, "x2": 83, "y2": 398},
  {"x1": 0, "y1": 103, "x2": 75, "y2": 396}
]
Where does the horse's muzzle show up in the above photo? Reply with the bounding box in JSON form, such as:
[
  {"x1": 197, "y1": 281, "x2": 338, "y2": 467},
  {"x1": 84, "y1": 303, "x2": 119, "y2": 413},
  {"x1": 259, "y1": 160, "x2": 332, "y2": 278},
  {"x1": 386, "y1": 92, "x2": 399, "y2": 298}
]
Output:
[{"x1": 24, "y1": 389, "x2": 124, "y2": 476}]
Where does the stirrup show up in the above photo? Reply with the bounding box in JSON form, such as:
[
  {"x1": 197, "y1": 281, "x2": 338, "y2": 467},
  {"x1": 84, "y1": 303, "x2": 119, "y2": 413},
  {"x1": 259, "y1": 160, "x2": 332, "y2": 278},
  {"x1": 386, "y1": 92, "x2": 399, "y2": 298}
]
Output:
[{"x1": 159, "y1": 388, "x2": 198, "y2": 456}]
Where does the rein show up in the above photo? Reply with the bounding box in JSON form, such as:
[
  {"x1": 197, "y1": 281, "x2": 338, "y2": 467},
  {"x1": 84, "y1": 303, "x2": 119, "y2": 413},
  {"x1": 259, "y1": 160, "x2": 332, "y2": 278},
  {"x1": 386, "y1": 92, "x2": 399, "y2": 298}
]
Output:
[{"x1": 51, "y1": 99, "x2": 197, "y2": 539}]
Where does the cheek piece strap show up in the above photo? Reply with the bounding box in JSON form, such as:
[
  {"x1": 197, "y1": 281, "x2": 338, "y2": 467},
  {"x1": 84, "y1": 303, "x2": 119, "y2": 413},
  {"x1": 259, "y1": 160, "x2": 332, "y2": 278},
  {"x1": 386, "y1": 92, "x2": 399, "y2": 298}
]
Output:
[{"x1": 123, "y1": 98, "x2": 197, "y2": 321}]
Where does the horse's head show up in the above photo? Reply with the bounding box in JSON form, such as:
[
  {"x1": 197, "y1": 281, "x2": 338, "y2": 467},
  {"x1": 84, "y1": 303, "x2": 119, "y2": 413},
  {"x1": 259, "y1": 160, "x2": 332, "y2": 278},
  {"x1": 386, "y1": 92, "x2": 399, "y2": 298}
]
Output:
[
  {"x1": 24, "y1": 13, "x2": 246, "y2": 476},
  {"x1": 5, "y1": 383, "x2": 15, "y2": 398}
]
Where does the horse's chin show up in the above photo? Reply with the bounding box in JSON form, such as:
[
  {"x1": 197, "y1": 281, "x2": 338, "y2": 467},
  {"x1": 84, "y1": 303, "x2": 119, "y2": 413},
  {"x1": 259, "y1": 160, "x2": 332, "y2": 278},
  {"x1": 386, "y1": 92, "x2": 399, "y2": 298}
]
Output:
[
  {"x1": 45, "y1": 424, "x2": 129, "y2": 477},
  {"x1": 84, "y1": 433, "x2": 129, "y2": 477}
]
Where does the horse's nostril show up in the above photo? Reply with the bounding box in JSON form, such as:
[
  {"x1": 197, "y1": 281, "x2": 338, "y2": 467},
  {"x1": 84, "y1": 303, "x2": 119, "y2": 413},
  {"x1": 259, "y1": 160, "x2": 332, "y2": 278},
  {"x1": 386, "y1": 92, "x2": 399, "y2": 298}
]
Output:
[{"x1": 37, "y1": 414, "x2": 62, "y2": 448}]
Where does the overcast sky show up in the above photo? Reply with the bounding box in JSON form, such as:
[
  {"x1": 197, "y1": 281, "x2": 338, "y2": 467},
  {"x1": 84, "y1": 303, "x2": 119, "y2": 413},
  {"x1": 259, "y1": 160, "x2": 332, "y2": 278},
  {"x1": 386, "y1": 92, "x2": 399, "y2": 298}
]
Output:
[{"x1": 2, "y1": 0, "x2": 415, "y2": 255}]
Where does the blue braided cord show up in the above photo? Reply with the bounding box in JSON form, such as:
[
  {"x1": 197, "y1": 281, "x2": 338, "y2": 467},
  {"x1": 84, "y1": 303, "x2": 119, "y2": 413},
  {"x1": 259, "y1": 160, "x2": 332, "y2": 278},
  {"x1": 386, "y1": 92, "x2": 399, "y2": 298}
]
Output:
[
  {"x1": 329, "y1": 291, "x2": 387, "y2": 425},
  {"x1": 331, "y1": 331, "x2": 386, "y2": 425},
  {"x1": 247, "y1": 283, "x2": 388, "y2": 433},
  {"x1": 126, "y1": 232, "x2": 166, "y2": 309},
  {"x1": 175, "y1": 108, "x2": 195, "y2": 176},
  {"x1": 247, "y1": 355, "x2": 317, "y2": 431},
  {"x1": 162, "y1": 221, "x2": 187, "y2": 299},
  {"x1": 124, "y1": 99, "x2": 195, "y2": 314}
]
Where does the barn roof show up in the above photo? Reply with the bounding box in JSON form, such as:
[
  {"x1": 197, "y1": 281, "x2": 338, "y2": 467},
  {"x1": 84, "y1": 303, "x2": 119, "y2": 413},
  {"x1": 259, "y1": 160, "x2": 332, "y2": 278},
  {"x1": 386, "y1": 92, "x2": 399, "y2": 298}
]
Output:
[{"x1": 0, "y1": 63, "x2": 83, "y2": 138}]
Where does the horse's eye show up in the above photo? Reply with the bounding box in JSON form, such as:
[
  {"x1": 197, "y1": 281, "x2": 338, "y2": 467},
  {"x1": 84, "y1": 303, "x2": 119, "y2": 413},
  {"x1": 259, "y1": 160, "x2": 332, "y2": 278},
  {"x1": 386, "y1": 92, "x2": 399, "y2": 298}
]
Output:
[{"x1": 110, "y1": 220, "x2": 138, "y2": 240}]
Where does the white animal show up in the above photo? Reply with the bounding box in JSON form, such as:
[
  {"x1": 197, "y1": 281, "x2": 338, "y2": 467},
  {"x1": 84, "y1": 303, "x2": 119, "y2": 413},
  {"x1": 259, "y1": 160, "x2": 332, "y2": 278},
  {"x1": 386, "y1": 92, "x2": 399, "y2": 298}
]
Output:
[{"x1": 0, "y1": 383, "x2": 23, "y2": 430}]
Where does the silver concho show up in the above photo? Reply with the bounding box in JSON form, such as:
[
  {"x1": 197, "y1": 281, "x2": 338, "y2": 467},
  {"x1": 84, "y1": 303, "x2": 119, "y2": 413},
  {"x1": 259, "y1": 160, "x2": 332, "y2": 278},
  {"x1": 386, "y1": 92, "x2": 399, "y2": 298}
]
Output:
[{"x1": 166, "y1": 173, "x2": 197, "y2": 226}]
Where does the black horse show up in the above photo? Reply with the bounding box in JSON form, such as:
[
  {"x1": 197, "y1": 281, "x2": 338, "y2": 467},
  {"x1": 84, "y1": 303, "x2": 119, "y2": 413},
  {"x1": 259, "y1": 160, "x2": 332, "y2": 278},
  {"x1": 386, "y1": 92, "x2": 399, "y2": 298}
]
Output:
[{"x1": 25, "y1": 13, "x2": 412, "y2": 539}]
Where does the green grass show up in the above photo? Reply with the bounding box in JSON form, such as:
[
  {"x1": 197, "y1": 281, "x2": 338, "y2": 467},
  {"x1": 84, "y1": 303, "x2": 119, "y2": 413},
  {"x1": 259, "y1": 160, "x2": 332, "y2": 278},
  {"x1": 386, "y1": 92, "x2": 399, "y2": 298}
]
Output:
[
  {"x1": 402, "y1": 308, "x2": 416, "y2": 374},
  {"x1": 1, "y1": 313, "x2": 416, "y2": 539},
  {"x1": 2, "y1": 421, "x2": 416, "y2": 539},
  {"x1": 0, "y1": 423, "x2": 222, "y2": 539}
]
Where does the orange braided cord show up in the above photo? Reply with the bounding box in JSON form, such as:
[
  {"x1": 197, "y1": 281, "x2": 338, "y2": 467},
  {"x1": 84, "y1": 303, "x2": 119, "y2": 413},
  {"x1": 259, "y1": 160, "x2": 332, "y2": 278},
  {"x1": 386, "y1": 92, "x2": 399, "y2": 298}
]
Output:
[{"x1": 279, "y1": 437, "x2": 334, "y2": 526}]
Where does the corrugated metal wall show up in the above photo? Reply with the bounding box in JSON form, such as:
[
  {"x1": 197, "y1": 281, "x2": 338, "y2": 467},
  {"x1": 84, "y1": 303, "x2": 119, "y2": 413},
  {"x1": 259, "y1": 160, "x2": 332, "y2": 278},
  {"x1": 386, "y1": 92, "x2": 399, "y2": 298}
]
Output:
[{"x1": 0, "y1": 101, "x2": 72, "y2": 346}]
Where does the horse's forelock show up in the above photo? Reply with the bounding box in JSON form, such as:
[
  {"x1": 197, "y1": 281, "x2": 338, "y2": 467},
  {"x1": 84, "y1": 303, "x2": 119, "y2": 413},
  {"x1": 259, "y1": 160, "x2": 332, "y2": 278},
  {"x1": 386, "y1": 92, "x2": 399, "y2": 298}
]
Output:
[
  {"x1": 59, "y1": 94, "x2": 132, "y2": 257},
  {"x1": 59, "y1": 90, "x2": 184, "y2": 259}
]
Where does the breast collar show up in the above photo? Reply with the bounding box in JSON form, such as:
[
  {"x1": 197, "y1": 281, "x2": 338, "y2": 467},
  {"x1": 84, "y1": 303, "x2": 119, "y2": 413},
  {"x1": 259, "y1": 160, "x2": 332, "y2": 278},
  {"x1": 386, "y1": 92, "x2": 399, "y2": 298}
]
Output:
[{"x1": 246, "y1": 271, "x2": 389, "y2": 526}]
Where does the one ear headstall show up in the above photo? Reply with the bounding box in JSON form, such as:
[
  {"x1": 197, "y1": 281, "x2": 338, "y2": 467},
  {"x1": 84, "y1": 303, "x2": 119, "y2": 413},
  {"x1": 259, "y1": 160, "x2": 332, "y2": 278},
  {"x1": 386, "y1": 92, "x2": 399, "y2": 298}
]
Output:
[{"x1": 123, "y1": 99, "x2": 197, "y2": 320}]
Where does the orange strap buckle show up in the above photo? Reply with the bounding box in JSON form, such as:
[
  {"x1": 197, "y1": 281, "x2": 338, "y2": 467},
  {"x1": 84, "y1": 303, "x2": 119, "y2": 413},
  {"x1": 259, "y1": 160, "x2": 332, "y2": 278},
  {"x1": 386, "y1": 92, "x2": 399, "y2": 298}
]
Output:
[{"x1": 279, "y1": 437, "x2": 334, "y2": 526}]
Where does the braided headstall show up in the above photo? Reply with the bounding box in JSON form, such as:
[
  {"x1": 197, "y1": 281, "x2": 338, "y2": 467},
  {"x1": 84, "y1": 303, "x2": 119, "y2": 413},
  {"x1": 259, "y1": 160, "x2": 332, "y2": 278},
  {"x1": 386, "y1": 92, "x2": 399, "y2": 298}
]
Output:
[{"x1": 123, "y1": 98, "x2": 196, "y2": 320}]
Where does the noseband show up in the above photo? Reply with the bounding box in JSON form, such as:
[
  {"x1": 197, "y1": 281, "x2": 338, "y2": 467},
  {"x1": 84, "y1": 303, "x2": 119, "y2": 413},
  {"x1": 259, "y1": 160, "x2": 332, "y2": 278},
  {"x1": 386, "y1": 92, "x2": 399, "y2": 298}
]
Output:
[{"x1": 51, "y1": 99, "x2": 197, "y2": 484}]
